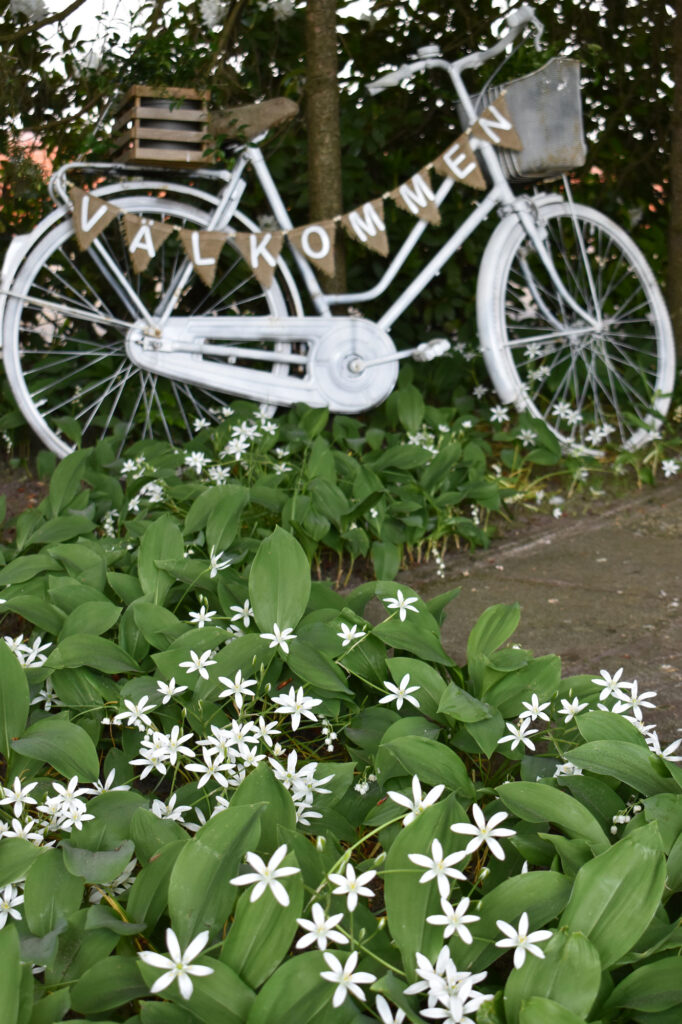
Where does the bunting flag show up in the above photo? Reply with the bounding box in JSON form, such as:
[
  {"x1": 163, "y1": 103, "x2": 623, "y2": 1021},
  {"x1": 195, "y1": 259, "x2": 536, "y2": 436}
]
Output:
[
  {"x1": 232, "y1": 230, "x2": 285, "y2": 289},
  {"x1": 341, "y1": 199, "x2": 389, "y2": 257},
  {"x1": 68, "y1": 101, "x2": 523, "y2": 283},
  {"x1": 70, "y1": 186, "x2": 119, "y2": 250},
  {"x1": 179, "y1": 229, "x2": 229, "y2": 287},
  {"x1": 389, "y1": 169, "x2": 441, "y2": 227},
  {"x1": 122, "y1": 214, "x2": 175, "y2": 273},
  {"x1": 288, "y1": 220, "x2": 337, "y2": 278}
]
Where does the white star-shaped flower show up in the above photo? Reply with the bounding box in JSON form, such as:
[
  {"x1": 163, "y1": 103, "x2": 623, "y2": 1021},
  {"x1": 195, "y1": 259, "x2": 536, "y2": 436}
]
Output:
[
  {"x1": 426, "y1": 895, "x2": 480, "y2": 943},
  {"x1": 295, "y1": 902, "x2": 348, "y2": 950},
  {"x1": 497, "y1": 718, "x2": 538, "y2": 751},
  {"x1": 382, "y1": 590, "x2": 419, "y2": 622},
  {"x1": 494, "y1": 912, "x2": 552, "y2": 968},
  {"x1": 138, "y1": 927, "x2": 214, "y2": 1000},
  {"x1": 271, "y1": 685, "x2": 322, "y2": 731},
  {"x1": 337, "y1": 622, "x2": 366, "y2": 647},
  {"x1": 378, "y1": 673, "x2": 421, "y2": 711},
  {"x1": 208, "y1": 546, "x2": 233, "y2": 578},
  {"x1": 591, "y1": 667, "x2": 628, "y2": 701},
  {"x1": 156, "y1": 677, "x2": 188, "y2": 704},
  {"x1": 179, "y1": 649, "x2": 217, "y2": 680},
  {"x1": 387, "y1": 775, "x2": 444, "y2": 827},
  {"x1": 557, "y1": 696, "x2": 589, "y2": 723},
  {"x1": 518, "y1": 693, "x2": 551, "y2": 722},
  {"x1": 218, "y1": 670, "x2": 257, "y2": 711},
  {"x1": 320, "y1": 950, "x2": 377, "y2": 1008},
  {"x1": 450, "y1": 803, "x2": 516, "y2": 861},
  {"x1": 230, "y1": 843, "x2": 300, "y2": 907},
  {"x1": 612, "y1": 680, "x2": 657, "y2": 721},
  {"x1": 408, "y1": 838, "x2": 468, "y2": 897},
  {"x1": 327, "y1": 862, "x2": 376, "y2": 913},
  {"x1": 260, "y1": 623, "x2": 297, "y2": 654}
]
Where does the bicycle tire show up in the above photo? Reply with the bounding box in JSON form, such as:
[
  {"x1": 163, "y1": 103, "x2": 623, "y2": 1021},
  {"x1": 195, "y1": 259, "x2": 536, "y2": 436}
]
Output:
[
  {"x1": 477, "y1": 200, "x2": 676, "y2": 451},
  {"x1": 2, "y1": 193, "x2": 298, "y2": 457}
]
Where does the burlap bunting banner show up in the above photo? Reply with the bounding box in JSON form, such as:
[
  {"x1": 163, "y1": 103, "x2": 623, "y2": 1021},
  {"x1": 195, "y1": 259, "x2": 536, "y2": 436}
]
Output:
[
  {"x1": 232, "y1": 230, "x2": 285, "y2": 289},
  {"x1": 389, "y1": 169, "x2": 441, "y2": 227},
  {"x1": 70, "y1": 186, "x2": 119, "y2": 251},
  {"x1": 122, "y1": 215, "x2": 175, "y2": 273},
  {"x1": 69, "y1": 103, "x2": 523, "y2": 282},
  {"x1": 341, "y1": 199, "x2": 389, "y2": 257}
]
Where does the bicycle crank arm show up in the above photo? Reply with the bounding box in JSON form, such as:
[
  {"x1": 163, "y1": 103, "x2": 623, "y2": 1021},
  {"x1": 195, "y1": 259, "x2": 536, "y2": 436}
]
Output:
[
  {"x1": 125, "y1": 314, "x2": 400, "y2": 414},
  {"x1": 348, "y1": 337, "x2": 451, "y2": 372}
]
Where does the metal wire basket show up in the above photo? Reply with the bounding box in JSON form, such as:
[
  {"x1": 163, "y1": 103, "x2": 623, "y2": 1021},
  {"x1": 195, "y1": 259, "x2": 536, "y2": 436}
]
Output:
[{"x1": 467, "y1": 57, "x2": 587, "y2": 183}]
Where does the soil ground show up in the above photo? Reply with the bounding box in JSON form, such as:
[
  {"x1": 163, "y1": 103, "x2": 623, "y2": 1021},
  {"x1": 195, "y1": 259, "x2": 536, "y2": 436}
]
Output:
[
  {"x1": 399, "y1": 476, "x2": 682, "y2": 741},
  {"x1": 1, "y1": 461, "x2": 680, "y2": 739}
]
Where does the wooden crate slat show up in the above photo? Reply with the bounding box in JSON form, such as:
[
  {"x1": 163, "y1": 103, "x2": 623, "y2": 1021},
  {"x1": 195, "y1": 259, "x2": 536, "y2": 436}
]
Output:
[{"x1": 107, "y1": 84, "x2": 215, "y2": 167}]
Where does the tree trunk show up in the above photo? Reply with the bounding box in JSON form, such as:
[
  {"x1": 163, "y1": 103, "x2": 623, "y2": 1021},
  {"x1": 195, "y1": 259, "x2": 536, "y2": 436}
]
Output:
[
  {"x1": 305, "y1": 0, "x2": 347, "y2": 294},
  {"x1": 667, "y1": 0, "x2": 682, "y2": 356}
]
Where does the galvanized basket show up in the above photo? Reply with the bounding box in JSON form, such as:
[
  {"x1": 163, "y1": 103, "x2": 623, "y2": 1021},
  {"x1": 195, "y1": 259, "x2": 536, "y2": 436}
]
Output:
[{"x1": 466, "y1": 57, "x2": 587, "y2": 183}]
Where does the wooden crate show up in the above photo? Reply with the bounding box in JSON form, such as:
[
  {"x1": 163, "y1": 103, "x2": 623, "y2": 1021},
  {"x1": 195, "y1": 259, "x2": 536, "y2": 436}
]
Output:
[{"x1": 109, "y1": 86, "x2": 214, "y2": 168}]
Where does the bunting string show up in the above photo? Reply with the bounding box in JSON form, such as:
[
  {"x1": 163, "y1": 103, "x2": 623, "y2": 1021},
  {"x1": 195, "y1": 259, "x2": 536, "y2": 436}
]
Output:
[{"x1": 70, "y1": 95, "x2": 521, "y2": 289}]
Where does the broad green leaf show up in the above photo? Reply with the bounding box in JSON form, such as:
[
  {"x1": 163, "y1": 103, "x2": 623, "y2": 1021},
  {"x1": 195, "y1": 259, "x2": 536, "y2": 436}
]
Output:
[
  {"x1": 642, "y1": 794, "x2": 682, "y2": 852},
  {"x1": 569, "y1": 740, "x2": 678, "y2": 796},
  {"x1": 285, "y1": 641, "x2": 352, "y2": 698},
  {"x1": 206, "y1": 486, "x2": 250, "y2": 552},
  {"x1": 0, "y1": 924, "x2": 20, "y2": 1024},
  {"x1": 378, "y1": 736, "x2": 475, "y2": 798},
  {"x1": 368, "y1": 444, "x2": 430, "y2": 471},
  {"x1": 483, "y1": 654, "x2": 561, "y2": 713},
  {"x1": 229, "y1": 763, "x2": 297, "y2": 851},
  {"x1": 0, "y1": 838, "x2": 46, "y2": 886},
  {"x1": 140, "y1": 1003, "x2": 193, "y2": 1024},
  {"x1": 132, "y1": 602, "x2": 186, "y2": 648},
  {"x1": 503, "y1": 929, "x2": 602, "y2": 1024},
  {"x1": 519, "y1": 996, "x2": 592, "y2": 1024},
  {"x1": 0, "y1": 553, "x2": 60, "y2": 586},
  {"x1": 143, "y1": 957, "x2": 255, "y2": 1024},
  {"x1": 85, "y1": 905, "x2": 145, "y2": 935},
  {"x1": 48, "y1": 448, "x2": 91, "y2": 516},
  {"x1": 130, "y1": 808, "x2": 188, "y2": 863},
  {"x1": 47, "y1": 541, "x2": 107, "y2": 591},
  {"x1": 457, "y1": 872, "x2": 572, "y2": 972},
  {"x1": 59, "y1": 599, "x2": 121, "y2": 639},
  {"x1": 221, "y1": 850, "x2": 303, "y2": 989},
  {"x1": 438, "y1": 682, "x2": 492, "y2": 723},
  {"x1": 495, "y1": 781, "x2": 609, "y2": 853},
  {"x1": 23, "y1": 849, "x2": 83, "y2": 937},
  {"x1": 373, "y1": 618, "x2": 452, "y2": 665},
  {"x1": 560, "y1": 823, "x2": 666, "y2": 967},
  {"x1": 12, "y1": 715, "x2": 99, "y2": 781},
  {"x1": 70, "y1": 956, "x2": 147, "y2": 1014},
  {"x1": 168, "y1": 802, "x2": 264, "y2": 945},
  {"x1": 127, "y1": 839, "x2": 186, "y2": 933},
  {"x1": 44, "y1": 908, "x2": 118, "y2": 984},
  {"x1": 371, "y1": 540, "x2": 401, "y2": 580},
  {"x1": 387, "y1": 658, "x2": 447, "y2": 719},
  {"x1": 26, "y1": 987, "x2": 71, "y2": 1024},
  {"x1": 467, "y1": 603, "x2": 520, "y2": 661},
  {"x1": 576, "y1": 708, "x2": 650, "y2": 746},
  {"x1": 0, "y1": 639, "x2": 30, "y2": 760},
  {"x1": 245, "y1": 950, "x2": 355, "y2": 1024},
  {"x1": 2, "y1": 594, "x2": 65, "y2": 634},
  {"x1": 62, "y1": 840, "x2": 135, "y2": 884},
  {"x1": 384, "y1": 795, "x2": 467, "y2": 976},
  {"x1": 603, "y1": 955, "x2": 682, "y2": 1012},
  {"x1": 137, "y1": 514, "x2": 185, "y2": 603},
  {"x1": 28, "y1": 515, "x2": 95, "y2": 546},
  {"x1": 47, "y1": 634, "x2": 139, "y2": 674},
  {"x1": 248, "y1": 526, "x2": 311, "y2": 632}
]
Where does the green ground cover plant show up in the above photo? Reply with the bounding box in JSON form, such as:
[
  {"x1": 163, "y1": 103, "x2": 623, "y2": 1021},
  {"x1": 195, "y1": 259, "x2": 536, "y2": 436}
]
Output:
[{"x1": 0, "y1": 420, "x2": 681, "y2": 1022}]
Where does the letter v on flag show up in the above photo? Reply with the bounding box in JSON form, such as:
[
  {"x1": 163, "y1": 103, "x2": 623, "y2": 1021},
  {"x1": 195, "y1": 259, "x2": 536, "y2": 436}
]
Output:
[{"x1": 70, "y1": 186, "x2": 119, "y2": 250}]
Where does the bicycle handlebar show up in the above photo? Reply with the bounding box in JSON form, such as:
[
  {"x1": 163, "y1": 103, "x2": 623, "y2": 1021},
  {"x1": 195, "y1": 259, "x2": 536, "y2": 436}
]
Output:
[{"x1": 366, "y1": 4, "x2": 543, "y2": 96}]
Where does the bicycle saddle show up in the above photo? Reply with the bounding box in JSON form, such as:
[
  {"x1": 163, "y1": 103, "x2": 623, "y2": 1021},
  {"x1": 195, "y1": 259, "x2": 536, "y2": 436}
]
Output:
[{"x1": 210, "y1": 97, "x2": 299, "y2": 142}]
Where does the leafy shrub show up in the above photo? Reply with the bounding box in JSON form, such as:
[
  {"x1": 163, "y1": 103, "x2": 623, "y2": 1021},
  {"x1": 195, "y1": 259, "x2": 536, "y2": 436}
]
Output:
[{"x1": 0, "y1": 472, "x2": 680, "y2": 1023}]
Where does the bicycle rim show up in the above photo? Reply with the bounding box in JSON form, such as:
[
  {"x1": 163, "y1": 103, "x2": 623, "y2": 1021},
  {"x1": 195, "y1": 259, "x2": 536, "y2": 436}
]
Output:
[
  {"x1": 3, "y1": 195, "x2": 294, "y2": 457},
  {"x1": 482, "y1": 201, "x2": 675, "y2": 452}
]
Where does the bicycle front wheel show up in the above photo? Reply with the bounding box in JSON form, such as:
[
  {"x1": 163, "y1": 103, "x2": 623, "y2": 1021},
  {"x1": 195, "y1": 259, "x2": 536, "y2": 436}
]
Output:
[
  {"x1": 478, "y1": 200, "x2": 676, "y2": 451},
  {"x1": 2, "y1": 193, "x2": 297, "y2": 457}
]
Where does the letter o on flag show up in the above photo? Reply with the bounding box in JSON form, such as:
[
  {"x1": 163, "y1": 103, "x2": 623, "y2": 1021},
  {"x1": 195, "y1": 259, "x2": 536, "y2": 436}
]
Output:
[{"x1": 300, "y1": 225, "x2": 331, "y2": 261}]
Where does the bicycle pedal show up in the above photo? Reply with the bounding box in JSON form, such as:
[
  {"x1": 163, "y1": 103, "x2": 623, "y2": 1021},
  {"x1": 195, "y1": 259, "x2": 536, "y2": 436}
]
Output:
[{"x1": 412, "y1": 338, "x2": 451, "y2": 362}]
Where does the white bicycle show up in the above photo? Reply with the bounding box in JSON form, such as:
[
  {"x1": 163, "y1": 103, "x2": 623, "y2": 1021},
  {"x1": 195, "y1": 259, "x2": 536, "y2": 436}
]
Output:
[{"x1": 0, "y1": 4, "x2": 675, "y2": 458}]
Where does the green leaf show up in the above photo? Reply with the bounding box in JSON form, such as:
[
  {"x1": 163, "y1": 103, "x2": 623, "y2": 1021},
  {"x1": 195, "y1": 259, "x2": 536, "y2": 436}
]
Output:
[
  {"x1": 384, "y1": 795, "x2": 467, "y2": 976},
  {"x1": 576, "y1": 708, "x2": 650, "y2": 746},
  {"x1": 62, "y1": 840, "x2": 135, "y2": 884},
  {"x1": 603, "y1": 955, "x2": 682, "y2": 1012},
  {"x1": 519, "y1": 996, "x2": 593, "y2": 1024},
  {"x1": 132, "y1": 602, "x2": 186, "y2": 647},
  {"x1": 47, "y1": 634, "x2": 139, "y2": 674},
  {"x1": 26, "y1": 987, "x2": 71, "y2": 1024},
  {"x1": 285, "y1": 641, "x2": 352, "y2": 698},
  {"x1": 245, "y1": 950, "x2": 341, "y2": 1024},
  {"x1": 140, "y1": 958, "x2": 255, "y2": 1024},
  {"x1": 70, "y1": 956, "x2": 147, "y2": 1014},
  {"x1": 0, "y1": 924, "x2": 21, "y2": 1024},
  {"x1": 2, "y1": 594, "x2": 65, "y2": 635},
  {"x1": 467, "y1": 603, "x2": 520, "y2": 661},
  {"x1": 168, "y1": 802, "x2": 264, "y2": 946},
  {"x1": 388, "y1": 658, "x2": 447, "y2": 719},
  {"x1": 206, "y1": 486, "x2": 250, "y2": 552},
  {"x1": 438, "y1": 682, "x2": 492, "y2": 723},
  {"x1": 229, "y1": 763, "x2": 297, "y2": 851},
  {"x1": 0, "y1": 639, "x2": 30, "y2": 760},
  {"x1": 23, "y1": 849, "x2": 83, "y2": 937},
  {"x1": 248, "y1": 526, "x2": 311, "y2": 632},
  {"x1": 48, "y1": 448, "x2": 91, "y2": 516},
  {"x1": 378, "y1": 736, "x2": 475, "y2": 798},
  {"x1": 495, "y1": 781, "x2": 610, "y2": 853},
  {"x1": 373, "y1": 618, "x2": 452, "y2": 665},
  {"x1": 221, "y1": 849, "x2": 303, "y2": 989},
  {"x1": 59, "y1": 599, "x2": 121, "y2": 639},
  {"x1": 371, "y1": 540, "x2": 401, "y2": 580},
  {"x1": 0, "y1": 838, "x2": 46, "y2": 886},
  {"x1": 0, "y1": 553, "x2": 60, "y2": 585},
  {"x1": 559, "y1": 823, "x2": 666, "y2": 967},
  {"x1": 127, "y1": 839, "x2": 186, "y2": 933},
  {"x1": 12, "y1": 715, "x2": 100, "y2": 781},
  {"x1": 503, "y1": 929, "x2": 602, "y2": 1024},
  {"x1": 568, "y1": 740, "x2": 679, "y2": 796},
  {"x1": 28, "y1": 515, "x2": 95, "y2": 546},
  {"x1": 137, "y1": 514, "x2": 185, "y2": 603}
]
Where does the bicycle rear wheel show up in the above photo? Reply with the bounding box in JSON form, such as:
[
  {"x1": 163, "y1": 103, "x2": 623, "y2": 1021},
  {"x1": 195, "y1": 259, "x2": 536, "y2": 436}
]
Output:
[
  {"x1": 2, "y1": 193, "x2": 298, "y2": 457},
  {"x1": 478, "y1": 200, "x2": 676, "y2": 451}
]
